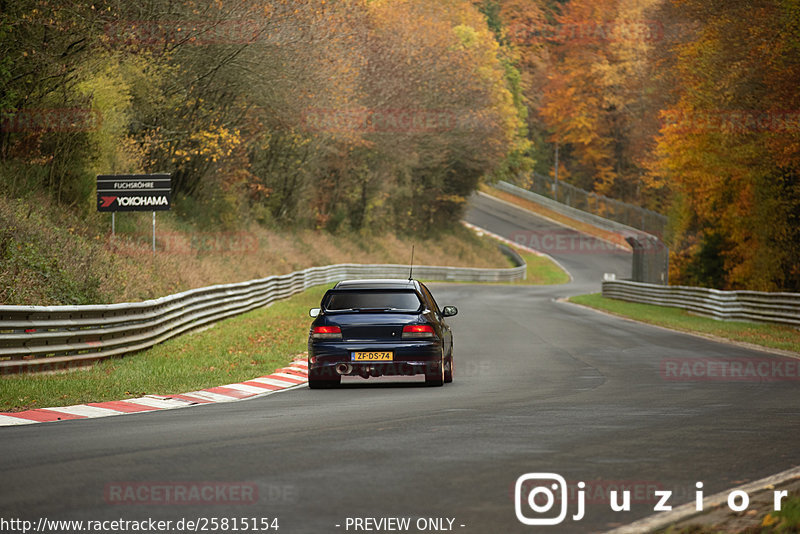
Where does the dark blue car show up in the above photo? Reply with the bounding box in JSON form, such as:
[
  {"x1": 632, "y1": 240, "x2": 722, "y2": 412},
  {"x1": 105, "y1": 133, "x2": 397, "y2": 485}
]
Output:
[{"x1": 307, "y1": 279, "x2": 458, "y2": 388}]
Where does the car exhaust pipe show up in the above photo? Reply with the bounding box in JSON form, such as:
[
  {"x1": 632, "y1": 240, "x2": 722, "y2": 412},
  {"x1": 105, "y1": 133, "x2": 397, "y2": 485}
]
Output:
[{"x1": 335, "y1": 363, "x2": 353, "y2": 375}]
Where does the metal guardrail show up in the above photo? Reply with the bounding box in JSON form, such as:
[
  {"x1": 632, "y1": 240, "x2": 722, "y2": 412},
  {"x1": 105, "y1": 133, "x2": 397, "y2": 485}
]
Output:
[
  {"x1": 526, "y1": 172, "x2": 668, "y2": 238},
  {"x1": 0, "y1": 253, "x2": 526, "y2": 374},
  {"x1": 494, "y1": 180, "x2": 652, "y2": 239},
  {"x1": 602, "y1": 279, "x2": 800, "y2": 327}
]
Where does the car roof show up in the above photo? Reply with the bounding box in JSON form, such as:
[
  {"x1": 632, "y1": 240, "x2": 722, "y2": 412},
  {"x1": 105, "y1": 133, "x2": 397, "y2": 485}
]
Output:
[{"x1": 332, "y1": 279, "x2": 419, "y2": 291}]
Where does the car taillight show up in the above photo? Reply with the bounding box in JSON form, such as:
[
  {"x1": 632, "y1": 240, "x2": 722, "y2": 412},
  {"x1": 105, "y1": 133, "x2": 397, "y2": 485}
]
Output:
[
  {"x1": 312, "y1": 325, "x2": 342, "y2": 339},
  {"x1": 402, "y1": 324, "x2": 435, "y2": 339}
]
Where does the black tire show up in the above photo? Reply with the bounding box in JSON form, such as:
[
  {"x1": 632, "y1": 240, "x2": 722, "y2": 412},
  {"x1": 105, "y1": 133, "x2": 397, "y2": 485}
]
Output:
[
  {"x1": 444, "y1": 347, "x2": 453, "y2": 384},
  {"x1": 308, "y1": 368, "x2": 341, "y2": 389},
  {"x1": 425, "y1": 350, "x2": 445, "y2": 387}
]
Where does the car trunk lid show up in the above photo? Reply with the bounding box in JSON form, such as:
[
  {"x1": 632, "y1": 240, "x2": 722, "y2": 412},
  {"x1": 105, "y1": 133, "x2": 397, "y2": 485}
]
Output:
[{"x1": 327, "y1": 313, "x2": 419, "y2": 341}]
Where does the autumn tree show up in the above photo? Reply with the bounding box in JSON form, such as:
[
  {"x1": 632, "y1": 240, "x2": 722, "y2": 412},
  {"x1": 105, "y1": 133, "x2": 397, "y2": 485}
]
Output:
[{"x1": 650, "y1": 0, "x2": 800, "y2": 290}]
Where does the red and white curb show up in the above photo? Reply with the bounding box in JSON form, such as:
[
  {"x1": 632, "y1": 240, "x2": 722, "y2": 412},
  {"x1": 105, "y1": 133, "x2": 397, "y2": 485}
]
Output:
[{"x1": 0, "y1": 358, "x2": 308, "y2": 427}]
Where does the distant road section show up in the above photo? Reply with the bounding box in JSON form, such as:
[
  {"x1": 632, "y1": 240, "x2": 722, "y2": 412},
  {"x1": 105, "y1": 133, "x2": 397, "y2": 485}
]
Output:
[{"x1": 465, "y1": 192, "x2": 631, "y2": 291}]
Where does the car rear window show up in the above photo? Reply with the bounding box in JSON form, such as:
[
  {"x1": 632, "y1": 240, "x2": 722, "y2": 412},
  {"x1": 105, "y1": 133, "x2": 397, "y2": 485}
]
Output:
[{"x1": 324, "y1": 290, "x2": 422, "y2": 311}]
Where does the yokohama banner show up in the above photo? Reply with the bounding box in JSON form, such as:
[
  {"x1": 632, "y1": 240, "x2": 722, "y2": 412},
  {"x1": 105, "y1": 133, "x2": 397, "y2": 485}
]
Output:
[{"x1": 97, "y1": 174, "x2": 171, "y2": 212}]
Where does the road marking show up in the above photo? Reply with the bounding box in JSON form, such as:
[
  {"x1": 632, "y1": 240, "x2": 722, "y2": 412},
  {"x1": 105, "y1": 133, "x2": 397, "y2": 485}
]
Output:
[
  {"x1": 0, "y1": 415, "x2": 36, "y2": 425},
  {"x1": 241, "y1": 380, "x2": 282, "y2": 391},
  {"x1": 183, "y1": 390, "x2": 243, "y2": 402},
  {"x1": 0, "y1": 357, "x2": 308, "y2": 427},
  {"x1": 163, "y1": 394, "x2": 213, "y2": 405},
  {"x1": 271, "y1": 372, "x2": 306, "y2": 383},
  {"x1": 204, "y1": 386, "x2": 256, "y2": 399},
  {"x1": 7, "y1": 409, "x2": 86, "y2": 422},
  {"x1": 88, "y1": 401, "x2": 163, "y2": 412},
  {"x1": 280, "y1": 368, "x2": 309, "y2": 377},
  {"x1": 41, "y1": 405, "x2": 125, "y2": 418},
  {"x1": 222, "y1": 383, "x2": 274, "y2": 395},
  {"x1": 251, "y1": 376, "x2": 301, "y2": 388},
  {"x1": 124, "y1": 397, "x2": 194, "y2": 409}
]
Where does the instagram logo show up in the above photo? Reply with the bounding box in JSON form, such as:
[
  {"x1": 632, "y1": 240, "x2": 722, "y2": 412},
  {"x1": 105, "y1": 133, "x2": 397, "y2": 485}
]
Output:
[
  {"x1": 515, "y1": 473, "x2": 584, "y2": 525},
  {"x1": 515, "y1": 473, "x2": 792, "y2": 525}
]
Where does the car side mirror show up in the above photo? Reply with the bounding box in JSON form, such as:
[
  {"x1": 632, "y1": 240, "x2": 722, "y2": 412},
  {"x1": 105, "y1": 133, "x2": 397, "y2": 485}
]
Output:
[
  {"x1": 309, "y1": 308, "x2": 321, "y2": 318},
  {"x1": 442, "y1": 306, "x2": 458, "y2": 317}
]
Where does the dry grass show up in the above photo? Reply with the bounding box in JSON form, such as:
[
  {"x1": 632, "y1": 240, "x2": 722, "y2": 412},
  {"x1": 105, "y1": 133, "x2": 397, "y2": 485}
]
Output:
[
  {"x1": 108, "y1": 222, "x2": 509, "y2": 304},
  {"x1": 0, "y1": 193, "x2": 510, "y2": 305}
]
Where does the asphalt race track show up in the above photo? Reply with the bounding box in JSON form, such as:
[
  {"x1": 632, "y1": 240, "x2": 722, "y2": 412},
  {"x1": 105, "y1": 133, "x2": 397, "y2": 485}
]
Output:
[{"x1": 1, "y1": 193, "x2": 798, "y2": 533}]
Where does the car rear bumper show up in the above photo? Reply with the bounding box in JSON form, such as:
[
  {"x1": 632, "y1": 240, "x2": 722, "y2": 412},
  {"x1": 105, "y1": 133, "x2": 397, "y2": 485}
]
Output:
[{"x1": 308, "y1": 339, "x2": 442, "y2": 378}]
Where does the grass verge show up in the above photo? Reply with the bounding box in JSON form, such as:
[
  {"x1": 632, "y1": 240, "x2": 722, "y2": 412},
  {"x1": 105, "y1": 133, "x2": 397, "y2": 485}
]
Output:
[
  {"x1": 764, "y1": 495, "x2": 800, "y2": 532},
  {"x1": 420, "y1": 248, "x2": 569, "y2": 286},
  {"x1": 515, "y1": 249, "x2": 570, "y2": 285},
  {"x1": 0, "y1": 285, "x2": 331, "y2": 413},
  {"x1": 569, "y1": 293, "x2": 800, "y2": 354}
]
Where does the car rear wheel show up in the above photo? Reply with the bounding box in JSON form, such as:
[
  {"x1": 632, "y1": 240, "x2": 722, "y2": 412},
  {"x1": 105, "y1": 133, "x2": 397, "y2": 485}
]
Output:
[
  {"x1": 444, "y1": 346, "x2": 453, "y2": 384},
  {"x1": 308, "y1": 368, "x2": 341, "y2": 389},
  {"x1": 425, "y1": 349, "x2": 445, "y2": 387}
]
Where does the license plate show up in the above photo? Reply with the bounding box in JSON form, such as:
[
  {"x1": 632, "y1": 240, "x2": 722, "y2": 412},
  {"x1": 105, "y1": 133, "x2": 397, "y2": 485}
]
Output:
[{"x1": 351, "y1": 351, "x2": 393, "y2": 362}]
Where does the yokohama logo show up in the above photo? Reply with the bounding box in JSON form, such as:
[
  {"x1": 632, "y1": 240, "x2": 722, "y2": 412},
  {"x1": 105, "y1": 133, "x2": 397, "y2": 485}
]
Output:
[
  {"x1": 105, "y1": 196, "x2": 170, "y2": 207},
  {"x1": 99, "y1": 195, "x2": 169, "y2": 209},
  {"x1": 118, "y1": 196, "x2": 168, "y2": 207}
]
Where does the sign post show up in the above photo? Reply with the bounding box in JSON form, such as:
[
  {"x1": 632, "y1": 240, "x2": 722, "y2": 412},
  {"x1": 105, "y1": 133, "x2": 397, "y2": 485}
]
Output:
[{"x1": 97, "y1": 174, "x2": 171, "y2": 252}]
